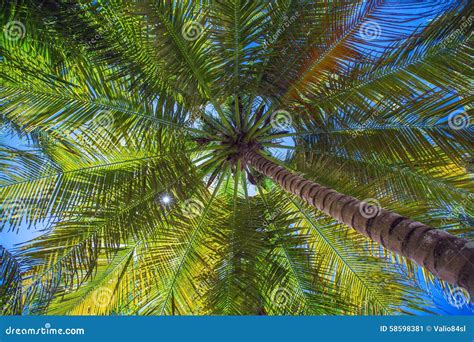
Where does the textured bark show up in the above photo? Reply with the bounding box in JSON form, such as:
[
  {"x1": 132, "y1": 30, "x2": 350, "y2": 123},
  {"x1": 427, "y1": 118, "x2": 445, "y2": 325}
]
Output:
[{"x1": 246, "y1": 150, "x2": 474, "y2": 295}]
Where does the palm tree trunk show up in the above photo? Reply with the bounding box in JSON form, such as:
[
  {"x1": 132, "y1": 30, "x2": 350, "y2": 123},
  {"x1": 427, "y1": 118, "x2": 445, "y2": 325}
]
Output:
[{"x1": 246, "y1": 150, "x2": 474, "y2": 295}]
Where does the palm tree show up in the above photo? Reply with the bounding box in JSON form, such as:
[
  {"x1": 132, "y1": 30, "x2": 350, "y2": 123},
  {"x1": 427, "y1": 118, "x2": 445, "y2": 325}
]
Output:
[{"x1": 0, "y1": 0, "x2": 472, "y2": 315}]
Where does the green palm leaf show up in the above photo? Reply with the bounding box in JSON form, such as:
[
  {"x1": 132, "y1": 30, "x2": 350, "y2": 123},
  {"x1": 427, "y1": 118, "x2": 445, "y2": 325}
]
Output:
[{"x1": 1, "y1": 0, "x2": 472, "y2": 316}]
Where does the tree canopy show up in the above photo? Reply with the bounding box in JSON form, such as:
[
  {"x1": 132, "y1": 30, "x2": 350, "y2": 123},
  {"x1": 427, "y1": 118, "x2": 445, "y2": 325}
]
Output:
[{"x1": 0, "y1": 0, "x2": 472, "y2": 315}]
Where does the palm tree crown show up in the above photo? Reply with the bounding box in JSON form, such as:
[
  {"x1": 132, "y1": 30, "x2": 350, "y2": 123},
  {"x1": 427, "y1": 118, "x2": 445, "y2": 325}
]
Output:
[{"x1": 0, "y1": 0, "x2": 472, "y2": 315}]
